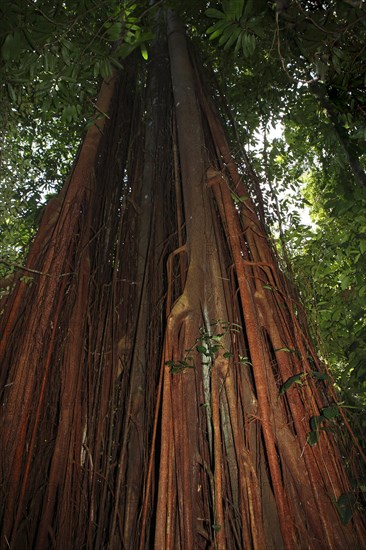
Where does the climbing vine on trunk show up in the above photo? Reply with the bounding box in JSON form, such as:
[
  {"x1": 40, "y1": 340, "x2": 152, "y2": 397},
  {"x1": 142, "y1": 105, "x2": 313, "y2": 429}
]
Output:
[{"x1": 1, "y1": 10, "x2": 365, "y2": 550}]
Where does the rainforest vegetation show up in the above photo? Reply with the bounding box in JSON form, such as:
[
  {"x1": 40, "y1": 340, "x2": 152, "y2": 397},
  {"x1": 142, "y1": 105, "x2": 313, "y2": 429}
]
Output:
[{"x1": 0, "y1": 1, "x2": 365, "y2": 548}]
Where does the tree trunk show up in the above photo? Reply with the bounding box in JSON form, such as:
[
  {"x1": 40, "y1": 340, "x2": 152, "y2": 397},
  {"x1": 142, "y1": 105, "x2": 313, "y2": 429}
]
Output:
[{"x1": 0, "y1": 11, "x2": 365, "y2": 550}]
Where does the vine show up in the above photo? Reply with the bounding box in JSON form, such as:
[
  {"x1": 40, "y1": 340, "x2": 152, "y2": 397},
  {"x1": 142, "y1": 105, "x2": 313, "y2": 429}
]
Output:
[{"x1": 165, "y1": 319, "x2": 250, "y2": 374}]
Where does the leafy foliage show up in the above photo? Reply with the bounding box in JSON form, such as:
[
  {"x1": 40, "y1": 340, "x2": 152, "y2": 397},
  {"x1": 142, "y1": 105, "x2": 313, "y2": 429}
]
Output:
[
  {"x1": 0, "y1": 0, "x2": 155, "y2": 276},
  {"x1": 335, "y1": 492, "x2": 357, "y2": 525},
  {"x1": 1, "y1": 0, "x2": 154, "y2": 123},
  {"x1": 279, "y1": 370, "x2": 330, "y2": 396},
  {"x1": 165, "y1": 320, "x2": 244, "y2": 374}
]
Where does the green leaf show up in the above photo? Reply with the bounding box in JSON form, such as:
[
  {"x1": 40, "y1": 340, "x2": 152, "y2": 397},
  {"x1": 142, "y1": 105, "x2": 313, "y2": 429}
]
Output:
[
  {"x1": 168, "y1": 358, "x2": 194, "y2": 374},
  {"x1": 61, "y1": 105, "x2": 76, "y2": 123},
  {"x1": 231, "y1": 192, "x2": 249, "y2": 204},
  {"x1": 234, "y1": 31, "x2": 243, "y2": 54},
  {"x1": 340, "y1": 274, "x2": 351, "y2": 290},
  {"x1": 246, "y1": 14, "x2": 267, "y2": 39},
  {"x1": 196, "y1": 345, "x2": 207, "y2": 354},
  {"x1": 222, "y1": 0, "x2": 237, "y2": 18},
  {"x1": 279, "y1": 373, "x2": 304, "y2": 395},
  {"x1": 7, "y1": 83, "x2": 17, "y2": 102},
  {"x1": 223, "y1": 351, "x2": 233, "y2": 359},
  {"x1": 321, "y1": 404, "x2": 339, "y2": 420},
  {"x1": 206, "y1": 8, "x2": 226, "y2": 19},
  {"x1": 93, "y1": 61, "x2": 100, "y2": 78},
  {"x1": 110, "y1": 57, "x2": 124, "y2": 70},
  {"x1": 212, "y1": 523, "x2": 222, "y2": 531},
  {"x1": 224, "y1": 27, "x2": 242, "y2": 50},
  {"x1": 1, "y1": 31, "x2": 24, "y2": 61},
  {"x1": 243, "y1": 0, "x2": 255, "y2": 18},
  {"x1": 107, "y1": 22, "x2": 122, "y2": 41},
  {"x1": 207, "y1": 20, "x2": 233, "y2": 41},
  {"x1": 219, "y1": 24, "x2": 238, "y2": 47},
  {"x1": 358, "y1": 285, "x2": 366, "y2": 297},
  {"x1": 310, "y1": 371, "x2": 330, "y2": 381},
  {"x1": 242, "y1": 32, "x2": 256, "y2": 57},
  {"x1": 206, "y1": 19, "x2": 231, "y2": 34},
  {"x1": 116, "y1": 42, "x2": 135, "y2": 59},
  {"x1": 307, "y1": 430, "x2": 320, "y2": 446},
  {"x1": 275, "y1": 347, "x2": 296, "y2": 353},
  {"x1": 140, "y1": 43, "x2": 148, "y2": 60},
  {"x1": 234, "y1": 0, "x2": 245, "y2": 20},
  {"x1": 100, "y1": 58, "x2": 112, "y2": 80},
  {"x1": 360, "y1": 240, "x2": 366, "y2": 255},
  {"x1": 315, "y1": 59, "x2": 328, "y2": 81},
  {"x1": 212, "y1": 333, "x2": 224, "y2": 341},
  {"x1": 61, "y1": 39, "x2": 73, "y2": 50},
  {"x1": 61, "y1": 45, "x2": 70, "y2": 64},
  {"x1": 310, "y1": 415, "x2": 325, "y2": 431},
  {"x1": 335, "y1": 493, "x2": 356, "y2": 524}
]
